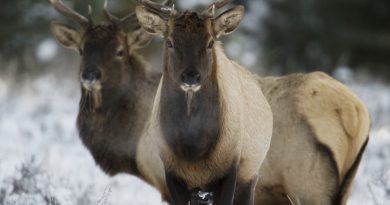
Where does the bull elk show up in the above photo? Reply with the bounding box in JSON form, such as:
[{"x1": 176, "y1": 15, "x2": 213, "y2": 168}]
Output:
[
  {"x1": 255, "y1": 72, "x2": 370, "y2": 205},
  {"x1": 136, "y1": 0, "x2": 273, "y2": 204},
  {"x1": 49, "y1": 0, "x2": 174, "y2": 202}
]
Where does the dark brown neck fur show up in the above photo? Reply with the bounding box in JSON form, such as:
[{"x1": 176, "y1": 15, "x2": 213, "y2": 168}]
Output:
[
  {"x1": 77, "y1": 54, "x2": 160, "y2": 176},
  {"x1": 159, "y1": 58, "x2": 221, "y2": 162}
]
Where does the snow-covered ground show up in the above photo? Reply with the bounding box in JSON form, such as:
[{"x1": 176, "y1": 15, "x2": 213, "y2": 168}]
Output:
[
  {"x1": 335, "y1": 68, "x2": 390, "y2": 205},
  {"x1": 0, "y1": 74, "x2": 167, "y2": 205},
  {"x1": 0, "y1": 68, "x2": 389, "y2": 205}
]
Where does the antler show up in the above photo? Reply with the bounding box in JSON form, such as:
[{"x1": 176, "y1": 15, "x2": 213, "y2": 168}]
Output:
[
  {"x1": 137, "y1": 0, "x2": 176, "y2": 18},
  {"x1": 104, "y1": 0, "x2": 138, "y2": 25},
  {"x1": 203, "y1": 0, "x2": 232, "y2": 18},
  {"x1": 213, "y1": 0, "x2": 232, "y2": 9},
  {"x1": 162, "y1": 0, "x2": 174, "y2": 6},
  {"x1": 103, "y1": 0, "x2": 119, "y2": 23},
  {"x1": 50, "y1": 0, "x2": 91, "y2": 28}
]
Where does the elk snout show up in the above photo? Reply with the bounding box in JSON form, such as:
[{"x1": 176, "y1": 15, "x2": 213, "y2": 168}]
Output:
[
  {"x1": 181, "y1": 71, "x2": 201, "y2": 85},
  {"x1": 180, "y1": 71, "x2": 201, "y2": 92},
  {"x1": 81, "y1": 67, "x2": 101, "y2": 82},
  {"x1": 81, "y1": 66, "x2": 102, "y2": 91}
]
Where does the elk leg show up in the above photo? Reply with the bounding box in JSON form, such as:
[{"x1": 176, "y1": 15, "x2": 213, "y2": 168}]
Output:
[
  {"x1": 214, "y1": 164, "x2": 239, "y2": 205},
  {"x1": 161, "y1": 192, "x2": 173, "y2": 205},
  {"x1": 233, "y1": 175, "x2": 258, "y2": 205},
  {"x1": 165, "y1": 172, "x2": 191, "y2": 205}
]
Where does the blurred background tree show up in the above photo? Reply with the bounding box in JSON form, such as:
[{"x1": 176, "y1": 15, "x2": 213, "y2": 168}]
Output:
[
  {"x1": 260, "y1": 0, "x2": 390, "y2": 76},
  {"x1": 0, "y1": 0, "x2": 389, "y2": 79},
  {"x1": 0, "y1": 0, "x2": 53, "y2": 75},
  {"x1": 0, "y1": 0, "x2": 137, "y2": 77}
]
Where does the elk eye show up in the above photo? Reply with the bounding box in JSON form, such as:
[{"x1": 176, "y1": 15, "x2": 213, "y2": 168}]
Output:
[
  {"x1": 116, "y1": 49, "x2": 124, "y2": 57},
  {"x1": 207, "y1": 40, "x2": 214, "y2": 49},
  {"x1": 166, "y1": 39, "x2": 173, "y2": 48}
]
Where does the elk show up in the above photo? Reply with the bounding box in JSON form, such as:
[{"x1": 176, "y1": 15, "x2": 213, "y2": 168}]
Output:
[
  {"x1": 50, "y1": 0, "x2": 173, "y2": 202},
  {"x1": 136, "y1": 0, "x2": 273, "y2": 204},
  {"x1": 255, "y1": 72, "x2": 370, "y2": 205}
]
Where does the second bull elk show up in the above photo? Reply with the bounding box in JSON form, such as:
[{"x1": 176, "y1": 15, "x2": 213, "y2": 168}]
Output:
[
  {"x1": 256, "y1": 72, "x2": 370, "y2": 205},
  {"x1": 50, "y1": 0, "x2": 173, "y2": 202},
  {"x1": 136, "y1": 0, "x2": 273, "y2": 204}
]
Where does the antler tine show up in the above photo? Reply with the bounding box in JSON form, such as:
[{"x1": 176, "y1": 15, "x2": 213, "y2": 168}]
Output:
[
  {"x1": 213, "y1": 0, "x2": 232, "y2": 9},
  {"x1": 88, "y1": 4, "x2": 93, "y2": 22},
  {"x1": 50, "y1": 0, "x2": 90, "y2": 28},
  {"x1": 203, "y1": 0, "x2": 232, "y2": 18},
  {"x1": 137, "y1": 0, "x2": 174, "y2": 17},
  {"x1": 162, "y1": 0, "x2": 174, "y2": 6},
  {"x1": 104, "y1": 0, "x2": 138, "y2": 29},
  {"x1": 103, "y1": 0, "x2": 121, "y2": 24}
]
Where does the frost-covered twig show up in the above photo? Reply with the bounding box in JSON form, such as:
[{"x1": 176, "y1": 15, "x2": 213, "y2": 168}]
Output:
[
  {"x1": 368, "y1": 182, "x2": 381, "y2": 205},
  {"x1": 96, "y1": 187, "x2": 111, "y2": 205}
]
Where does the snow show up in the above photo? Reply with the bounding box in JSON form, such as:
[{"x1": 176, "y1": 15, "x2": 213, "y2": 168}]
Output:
[
  {"x1": 36, "y1": 39, "x2": 58, "y2": 62},
  {"x1": 348, "y1": 127, "x2": 390, "y2": 205},
  {"x1": 0, "y1": 67, "x2": 389, "y2": 204},
  {"x1": 333, "y1": 67, "x2": 390, "y2": 205},
  {"x1": 0, "y1": 74, "x2": 167, "y2": 205}
]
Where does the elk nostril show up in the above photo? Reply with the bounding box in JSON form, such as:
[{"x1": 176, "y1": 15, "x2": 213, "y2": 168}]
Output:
[
  {"x1": 82, "y1": 70, "x2": 101, "y2": 82},
  {"x1": 81, "y1": 72, "x2": 92, "y2": 81},
  {"x1": 95, "y1": 71, "x2": 101, "y2": 80},
  {"x1": 181, "y1": 71, "x2": 201, "y2": 85},
  {"x1": 194, "y1": 73, "x2": 200, "y2": 82},
  {"x1": 181, "y1": 73, "x2": 186, "y2": 83}
]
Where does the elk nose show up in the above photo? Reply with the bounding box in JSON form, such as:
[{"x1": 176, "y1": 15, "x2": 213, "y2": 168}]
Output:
[
  {"x1": 81, "y1": 68, "x2": 101, "y2": 82},
  {"x1": 181, "y1": 71, "x2": 201, "y2": 85}
]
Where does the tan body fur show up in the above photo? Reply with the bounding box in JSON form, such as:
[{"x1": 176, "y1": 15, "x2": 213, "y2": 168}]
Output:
[
  {"x1": 139, "y1": 44, "x2": 273, "y2": 190},
  {"x1": 255, "y1": 72, "x2": 370, "y2": 205},
  {"x1": 135, "y1": 3, "x2": 273, "y2": 204}
]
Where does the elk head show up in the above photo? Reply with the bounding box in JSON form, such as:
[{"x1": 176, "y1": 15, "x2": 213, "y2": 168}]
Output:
[
  {"x1": 136, "y1": 0, "x2": 244, "y2": 93},
  {"x1": 50, "y1": 0, "x2": 171, "y2": 93}
]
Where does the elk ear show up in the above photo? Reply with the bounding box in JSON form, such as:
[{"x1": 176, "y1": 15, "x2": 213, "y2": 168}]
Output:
[
  {"x1": 51, "y1": 22, "x2": 81, "y2": 51},
  {"x1": 213, "y1": 6, "x2": 245, "y2": 38},
  {"x1": 135, "y1": 6, "x2": 167, "y2": 36},
  {"x1": 127, "y1": 28, "x2": 153, "y2": 52}
]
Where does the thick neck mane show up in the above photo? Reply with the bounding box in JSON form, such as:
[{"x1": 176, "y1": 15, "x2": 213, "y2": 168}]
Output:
[
  {"x1": 77, "y1": 54, "x2": 160, "y2": 176},
  {"x1": 159, "y1": 47, "x2": 221, "y2": 162}
]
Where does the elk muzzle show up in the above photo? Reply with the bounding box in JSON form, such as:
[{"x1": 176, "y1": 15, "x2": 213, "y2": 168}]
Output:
[
  {"x1": 80, "y1": 66, "x2": 102, "y2": 91},
  {"x1": 180, "y1": 71, "x2": 201, "y2": 92}
]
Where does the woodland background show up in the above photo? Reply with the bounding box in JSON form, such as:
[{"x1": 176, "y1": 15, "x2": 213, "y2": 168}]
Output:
[{"x1": 0, "y1": 0, "x2": 389, "y2": 204}]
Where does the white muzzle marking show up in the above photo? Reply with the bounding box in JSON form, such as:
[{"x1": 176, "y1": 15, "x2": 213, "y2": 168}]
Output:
[
  {"x1": 180, "y1": 84, "x2": 201, "y2": 93},
  {"x1": 81, "y1": 80, "x2": 102, "y2": 91},
  {"x1": 180, "y1": 84, "x2": 201, "y2": 117}
]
